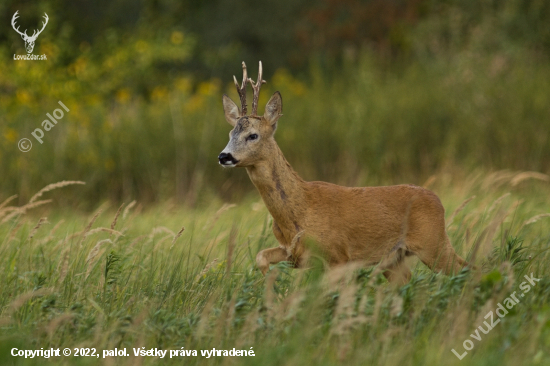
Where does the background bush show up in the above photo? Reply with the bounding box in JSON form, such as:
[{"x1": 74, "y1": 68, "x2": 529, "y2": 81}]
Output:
[{"x1": 0, "y1": 0, "x2": 549, "y2": 206}]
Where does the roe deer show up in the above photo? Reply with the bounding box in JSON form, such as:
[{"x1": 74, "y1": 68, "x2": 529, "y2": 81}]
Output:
[{"x1": 218, "y1": 61, "x2": 469, "y2": 284}]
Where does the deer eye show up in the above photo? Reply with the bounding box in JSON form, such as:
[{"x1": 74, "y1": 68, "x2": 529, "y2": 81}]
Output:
[{"x1": 246, "y1": 133, "x2": 258, "y2": 141}]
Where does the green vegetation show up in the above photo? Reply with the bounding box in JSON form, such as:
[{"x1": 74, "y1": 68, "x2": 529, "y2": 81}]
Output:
[
  {"x1": 1, "y1": 0, "x2": 550, "y2": 364},
  {"x1": 1, "y1": 175, "x2": 550, "y2": 365},
  {"x1": 1, "y1": 0, "x2": 549, "y2": 203}
]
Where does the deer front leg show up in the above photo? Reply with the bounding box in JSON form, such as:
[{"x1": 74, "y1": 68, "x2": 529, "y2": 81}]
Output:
[{"x1": 256, "y1": 247, "x2": 291, "y2": 275}]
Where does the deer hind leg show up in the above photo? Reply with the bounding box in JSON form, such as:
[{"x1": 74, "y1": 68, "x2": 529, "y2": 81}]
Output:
[
  {"x1": 381, "y1": 242, "x2": 412, "y2": 286},
  {"x1": 413, "y1": 235, "x2": 468, "y2": 276},
  {"x1": 256, "y1": 247, "x2": 291, "y2": 275}
]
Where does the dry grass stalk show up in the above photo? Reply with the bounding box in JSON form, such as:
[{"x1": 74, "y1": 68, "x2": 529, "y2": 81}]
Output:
[
  {"x1": 0, "y1": 206, "x2": 18, "y2": 222},
  {"x1": 470, "y1": 201, "x2": 520, "y2": 263},
  {"x1": 122, "y1": 200, "x2": 136, "y2": 220},
  {"x1": 422, "y1": 175, "x2": 437, "y2": 189},
  {"x1": 446, "y1": 196, "x2": 476, "y2": 229},
  {"x1": 169, "y1": 226, "x2": 185, "y2": 249},
  {"x1": 152, "y1": 234, "x2": 173, "y2": 252},
  {"x1": 129, "y1": 235, "x2": 146, "y2": 249},
  {"x1": 331, "y1": 281, "x2": 361, "y2": 335},
  {"x1": 78, "y1": 209, "x2": 103, "y2": 246},
  {"x1": 132, "y1": 303, "x2": 150, "y2": 328},
  {"x1": 7, "y1": 288, "x2": 54, "y2": 313},
  {"x1": 85, "y1": 239, "x2": 112, "y2": 279},
  {"x1": 84, "y1": 227, "x2": 124, "y2": 237},
  {"x1": 482, "y1": 170, "x2": 515, "y2": 190},
  {"x1": 390, "y1": 295, "x2": 403, "y2": 317},
  {"x1": 264, "y1": 268, "x2": 279, "y2": 318},
  {"x1": 111, "y1": 203, "x2": 125, "y2": 230},
  {"x1": 274, "y1": 291, "x2": 305, "y2": 322},
  {"x1": 86, "y1": 239, "x2": 111, "y2": 263},
  {"x1": 446, "y1": 296, "x2": 472, "y2": 343},
  {"x1": 57, "y1": 248, "x2": 70, "y2": 285},
  {"x1": 520, "y1": 213, "x2": 550, "y2": 230},
  {"x1": 1, "y1": 199, "x2": 52, "y2": 224},
  {"x1": 7, "y1": 221, "x2": 24, "y2": 244},
  {"x1": 226, "y1": 294, "x2": 237, "y2": 330},
  {"x1": 202, "y1": 229, "x2": 230, "y2": 255},
  {"x1": 195, "y1": 291, "x2": 219, "y2": 339},
  {"x1": 323, "y1": 261, "x2": 368, "y2": 291},
  {"x1": 214, "y1": 294, "x2": 236, "y2": 343},
  {"x1": 0, "y1": 195, "x2": 17, "y2": 210},
  {"x1": 225, "y1": 225, "x2": 238, "y2": 275},
  {"x1": 28, "y1": 180, "x2": 85, "y2": 204},
  {"x1": 203, "y1": 203, "x2": 236, "y2": 231},
  {"x1": 235, "y1": 309, "x2": 261, "y2": 348},
  {"x1": 49, "y1": 219, "x2": 65, "y2": 236},
  {"x1": 150, "y1": 226, "x2": 175, "y2": 237},
  {"x1": 51, "y1": 231, "x2": 82, "y2": 251},
  {"x1": 372, "y1": 289, "x2": 384, "y2": 325},
  {"x1": 28, "y1": 217, "x2": 49, "y2": 240},
  {"x1": 510, "y1": 171, "x2": 550, "y2": 186},
  {"x1": 195, "y1": 258, "x2": 219, "y2": 282},
  {"x1": 46, "y1": 313, "x2": 74, "y2": 338},
  {"x1": 488, "y1": 193, "x2": 511, "y2": 213}
]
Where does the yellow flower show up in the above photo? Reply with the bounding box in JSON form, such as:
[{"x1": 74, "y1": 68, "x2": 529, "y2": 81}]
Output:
[
  {"x1": 171, "y1": 31, "x2": 184, "y2": 45},
  {"x1": 184, "y1": 95, "x2": 204, "y2": 113},
  {"x1": 4, "y1": 128, "x2": 17, "y2": 143},
  {"x1": 135, "y1": 40, "x2": 148, "y2": 53},
  {"x1": 151, "y1": 86, "x2": 168, "y2": 102},
  {"x1": 174, "y1": 78, "x2": 191, "y2": 94},
  {"x1": 272, "y1": 68, "x2": 306, "y2": 96},
  {"x1": 116, "y1": 88, "x2": 131, "y2": 104},
  {"x1": 197, "y1": 80, "x2": 220, "y2": 97},
  {"x1": 16, "y1": 90, "x2": 31, "y2": 104}
]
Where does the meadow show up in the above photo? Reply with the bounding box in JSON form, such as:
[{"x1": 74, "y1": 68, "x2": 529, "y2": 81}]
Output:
[
  {"x1": 1, "y1": 171, "x2": 550, "y2": 366},
  {"x1": 2, "y1": 1, "x2": 550, "y2": 365}
]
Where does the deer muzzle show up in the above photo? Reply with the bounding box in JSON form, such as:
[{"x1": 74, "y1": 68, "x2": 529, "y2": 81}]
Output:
[{"x1": 218, "y1": 152, "x2": 238, "y2": 167}]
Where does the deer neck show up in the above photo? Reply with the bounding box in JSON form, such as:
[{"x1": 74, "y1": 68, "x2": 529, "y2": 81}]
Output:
[{"x1": 246, "y1": 143, "x2": 305, "y2": 232}]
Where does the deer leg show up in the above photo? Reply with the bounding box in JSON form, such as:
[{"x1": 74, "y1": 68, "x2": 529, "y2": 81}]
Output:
[
  {"x1": 381, "y1": 243, "x2": 411, "y2": 286},
  {"x1": 417, "y1": 239, "x2": 468, "y2": 275},
  {"x1": 256, "y1": 247, "x2": 291, "y2": 275}
]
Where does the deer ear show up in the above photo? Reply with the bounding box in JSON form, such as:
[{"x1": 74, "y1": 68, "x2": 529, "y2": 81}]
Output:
[
  {"x1": 264, "y1": 91, "x2": 282, "y2": 127},
  {"x1": 222, "y1": 95, "x2": 240, "y2": 127}
]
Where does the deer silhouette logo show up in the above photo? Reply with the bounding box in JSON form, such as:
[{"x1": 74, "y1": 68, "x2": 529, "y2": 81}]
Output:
[{"x1": 11, "y1": 11, "x2": 49, "y2": 54}]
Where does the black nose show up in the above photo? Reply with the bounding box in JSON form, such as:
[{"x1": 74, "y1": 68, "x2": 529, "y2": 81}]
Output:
[{"x1": 218, "y1": 152, "x2": 237, "y2": 165}]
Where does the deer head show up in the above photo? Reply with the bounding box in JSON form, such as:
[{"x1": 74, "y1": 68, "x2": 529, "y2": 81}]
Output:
[
  {"x1": 219, "y1": 61, "x2": 283, "y2": 168},
  {"x1": 12, "y1": 11, "x2": 49, "y2": 54}
]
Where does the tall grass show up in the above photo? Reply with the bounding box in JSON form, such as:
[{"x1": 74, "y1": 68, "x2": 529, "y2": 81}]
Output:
[{"x1": 0, "y1": 173, "x2": 549, "y2": 365}]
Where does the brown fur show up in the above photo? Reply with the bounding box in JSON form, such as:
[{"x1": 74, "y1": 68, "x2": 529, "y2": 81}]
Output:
[{"x1": 220, "y1": 90, "x2": 468, "y2": 284}]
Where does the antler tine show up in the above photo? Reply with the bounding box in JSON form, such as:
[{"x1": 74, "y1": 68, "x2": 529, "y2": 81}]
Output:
[
  {"x1": 248, "y1": 61, "x2": 266, "y2": 116},
  {"x1": 11, "y1": 11, "x2": 28, "y2": 37},
  {"x1": 31, "y1": 13, "x2": 49, "y2": 39},
  {"x1": 233, "y1": 61, "x2": 248, "y2": 116}
]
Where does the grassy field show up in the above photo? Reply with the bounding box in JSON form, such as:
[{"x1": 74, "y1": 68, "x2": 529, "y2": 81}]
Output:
[{"x1": 1, "y1": 171, "x2": 550, "y2": 366}]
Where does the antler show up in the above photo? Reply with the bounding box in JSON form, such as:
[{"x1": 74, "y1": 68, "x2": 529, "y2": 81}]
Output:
[
  {"x1": 11, "y1": 11, "x2": 27, "y2": 38},
  {"x1": 233, "y1": 61, "x2": 248, "y2": 116},
  {"x1": 11, "y1": 12, "x2": 48, "y2": 40},
  {"x1": 248, "y1": 61, "x2": 266, "y2": 116},
  {"x1": 30, "y1": 13, "x2": 48, "y2": 40}
]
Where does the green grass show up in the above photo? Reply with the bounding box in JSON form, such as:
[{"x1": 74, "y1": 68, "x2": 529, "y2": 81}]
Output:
[{"x1": 1, "y1": 172, "x2": 550, "y2": 366}]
